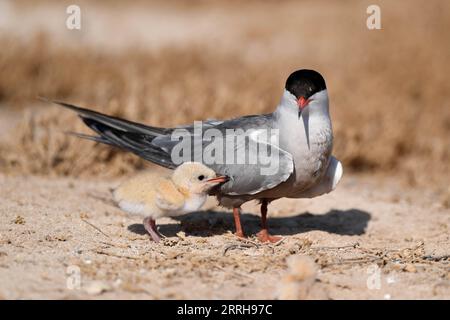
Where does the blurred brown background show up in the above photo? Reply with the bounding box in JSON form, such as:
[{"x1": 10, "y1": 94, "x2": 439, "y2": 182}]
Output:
[
  {"x1": 0, "y1": 0, "x2": 449, "y2": 193},
  {"x1": 0, "y1": 0, "x2": 449, "y2": 300}
]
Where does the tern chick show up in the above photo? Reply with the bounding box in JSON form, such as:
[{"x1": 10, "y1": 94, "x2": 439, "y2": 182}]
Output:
[{"x1": 113, "y1": 162, "x2": 228, "y2": 242}]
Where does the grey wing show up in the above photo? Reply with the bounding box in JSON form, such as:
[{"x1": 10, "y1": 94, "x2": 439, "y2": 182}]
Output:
[
  {"x1": 208, "y1": 139, "x2": 294, "y2": 195},
  {"x1": 177, "y1": 114, "x2": 274, "y2": 132},
  {"x1": 153, "y1": 117, "x2": 294, "y2": 195},
  {"x1": 151, "y1": 114, "x2": 275, "y2": 153},
  {"x1": 52, "y1": 100, "x2": 292, "y2": 194}
]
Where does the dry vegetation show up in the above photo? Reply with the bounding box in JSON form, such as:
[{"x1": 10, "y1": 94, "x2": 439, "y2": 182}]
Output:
[
  {"x1": 0, "y1": 36, "x2": 279, "y2": 176},
  {"x1": 0, "y1": 0, "x2": 449, "y2": 189}
]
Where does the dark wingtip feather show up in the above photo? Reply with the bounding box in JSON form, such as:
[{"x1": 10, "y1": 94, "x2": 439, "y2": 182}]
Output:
[
  {"x1": 64, "y1": 131, "x2": 112, "y2": 145},
  {"x1": 38, "y1": 96, "x2": 95, "y2": 115},
  {"x1": 40, "y1": 97, "x2": 177, "y2": 169},
  {"x1": 42, "y1": 98, "x2": 168, "y2": 136}
]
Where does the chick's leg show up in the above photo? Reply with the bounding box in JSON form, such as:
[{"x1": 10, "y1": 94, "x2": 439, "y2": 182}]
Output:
[
  {"x1": 233, "y1": 207, "x2": 245, "y2": 238},
  {"x1": 257, "y1": 199, "x2": 282, "y2": 243},
  {"x1": 143, "y1": 217, "x2": 162, "y2": 242}
]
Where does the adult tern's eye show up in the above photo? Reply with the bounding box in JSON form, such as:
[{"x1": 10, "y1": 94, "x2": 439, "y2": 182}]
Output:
[{"x1": 198, "y1": 175, "x2": 205, "y2": 181}]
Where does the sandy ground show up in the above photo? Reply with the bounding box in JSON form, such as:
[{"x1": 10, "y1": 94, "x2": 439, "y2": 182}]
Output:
[
  {"x1": 0, "y1": 172, "x2": 448, "y2": 299},
  {"x1": 0, "y1": 0, "x2": 449, "y2": 300}
]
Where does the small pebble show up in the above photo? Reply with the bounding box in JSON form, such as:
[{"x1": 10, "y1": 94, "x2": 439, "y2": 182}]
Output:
[
  {"x1": 403, "y1": 264, "x2": 417, "y2": 273},
  {"x1": 13, "y1": 216, "x2": 25, "y2": 225},
  {"x1": 84, "y1": 281, "x2": 111, "y2": 295}
]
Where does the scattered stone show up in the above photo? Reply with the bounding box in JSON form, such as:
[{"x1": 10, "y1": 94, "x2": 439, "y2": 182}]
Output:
[
  {"x1": 113, "y1": 279, "x2": 123, "y2": 288},
  {"x1": 277, "y1": 255, "x2": 326, "y2": 299},
  {"x1": 79, "y1": 212, "x2": 89, "y2": 219},
  {"x1": 13, "y1": 216, "x2": 25, "y2": 225},
  {"x1": 45, "y1": 234, "x2": 69, "y2": 242},
  {"x1": 163, "y1": 238, "x2": 179, "y2": 246},
  {"x1": 84, "y1": 281, "x2": 111, "y2": 296},
  {"x1": 403, "y1": 264, "x2": 417, "y2": 273},
  {"x1": 288, "y1": 245, "x2": 299, "y2": 254},
  {"x1": 176, "y1": 231, "x2": 187, "y2": 240}
]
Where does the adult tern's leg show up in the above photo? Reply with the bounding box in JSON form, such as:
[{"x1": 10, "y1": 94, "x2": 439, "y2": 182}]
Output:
[
  {"x1": 233, "y1": 207, "x2": 245, "y2": 238},
  {"x1": 143, "y1": 217, "x2": 162, "y2": 242},
  {"x1": 257, "y1": 199, "x2": 282, "y2": 243}
]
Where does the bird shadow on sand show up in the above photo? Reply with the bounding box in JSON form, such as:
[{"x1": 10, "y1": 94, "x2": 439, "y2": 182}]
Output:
[{"x1": 127, "y1": 209, "x2": 371, "y2": 238}]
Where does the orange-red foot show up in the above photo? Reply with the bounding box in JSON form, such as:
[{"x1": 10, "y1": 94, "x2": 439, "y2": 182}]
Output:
[
  {"x1": 234, "y1": 231, "x2": 246, "y2": 238},
  {"x1": 257, "y1": 229, "x2": 282, "y2": 243}
]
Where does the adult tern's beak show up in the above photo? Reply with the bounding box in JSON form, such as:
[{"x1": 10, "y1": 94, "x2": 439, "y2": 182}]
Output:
[
  {"x1": 297, "y1": 96, "x2": 310, "y2": 118},
  {"x1": 297, "y1": 96, "x2": 311, "y2": 149}
]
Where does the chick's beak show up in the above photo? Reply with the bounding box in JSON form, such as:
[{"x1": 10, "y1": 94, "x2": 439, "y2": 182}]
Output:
[{"x1": 206, "y1": 175, "x2": 229, "y2": 184}]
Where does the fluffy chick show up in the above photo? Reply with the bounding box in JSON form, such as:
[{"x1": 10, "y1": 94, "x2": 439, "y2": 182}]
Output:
[{"x1": 113, "y1": 162, "x2": 228, "y2": 242}]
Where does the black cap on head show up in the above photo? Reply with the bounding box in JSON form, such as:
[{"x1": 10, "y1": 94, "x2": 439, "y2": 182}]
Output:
[{"x1": 285, "y1": 69, "x2": 326, "y2": 99}]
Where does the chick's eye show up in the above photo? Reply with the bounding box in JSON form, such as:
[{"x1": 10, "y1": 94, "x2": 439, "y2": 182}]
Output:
[{"x1": 198, "y1": 175, "x2": 205, "y2": 181}]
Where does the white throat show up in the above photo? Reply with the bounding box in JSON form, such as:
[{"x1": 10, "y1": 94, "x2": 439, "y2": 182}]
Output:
[{"x1": 182, "y1": 193, "x2": 207, "y2": 212}]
